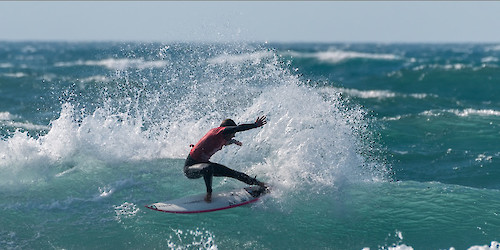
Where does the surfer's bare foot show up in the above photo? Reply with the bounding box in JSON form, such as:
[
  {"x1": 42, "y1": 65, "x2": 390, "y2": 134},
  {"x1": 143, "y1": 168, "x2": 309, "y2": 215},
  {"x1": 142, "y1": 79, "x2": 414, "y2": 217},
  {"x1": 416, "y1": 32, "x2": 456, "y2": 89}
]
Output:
[{"x1": 204, "y1": 193, "x2": 212, "y2": 203}]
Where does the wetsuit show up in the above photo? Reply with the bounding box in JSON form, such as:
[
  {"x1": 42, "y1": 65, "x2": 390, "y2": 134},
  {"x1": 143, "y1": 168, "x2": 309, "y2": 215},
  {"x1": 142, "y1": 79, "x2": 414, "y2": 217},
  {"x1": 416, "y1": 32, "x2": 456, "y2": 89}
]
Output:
[{"x1": 184, "y1": 124, "x2": 261, "y2": 194}]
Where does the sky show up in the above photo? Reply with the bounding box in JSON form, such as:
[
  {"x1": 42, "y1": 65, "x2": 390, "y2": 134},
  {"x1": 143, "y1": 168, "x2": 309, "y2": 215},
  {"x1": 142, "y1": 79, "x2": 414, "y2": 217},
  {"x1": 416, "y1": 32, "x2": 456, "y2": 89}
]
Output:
[{"x1": 1, "y1": 1, "x2": 500, "y2": 43}]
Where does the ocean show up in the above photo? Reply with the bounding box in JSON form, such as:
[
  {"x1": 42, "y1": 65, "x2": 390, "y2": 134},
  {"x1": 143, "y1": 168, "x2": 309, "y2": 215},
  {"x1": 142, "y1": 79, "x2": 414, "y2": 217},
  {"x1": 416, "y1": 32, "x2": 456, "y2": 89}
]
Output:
[{"x1": 1, "y1": 41, "x2": 500, "y2": 249}]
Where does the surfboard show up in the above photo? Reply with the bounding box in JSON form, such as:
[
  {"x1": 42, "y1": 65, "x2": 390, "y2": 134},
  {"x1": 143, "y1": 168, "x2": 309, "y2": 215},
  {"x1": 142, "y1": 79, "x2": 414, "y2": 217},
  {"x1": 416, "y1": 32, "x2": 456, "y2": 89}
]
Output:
[{"x1": 145, "y1": 186, "x2": 269, "y2": 214}]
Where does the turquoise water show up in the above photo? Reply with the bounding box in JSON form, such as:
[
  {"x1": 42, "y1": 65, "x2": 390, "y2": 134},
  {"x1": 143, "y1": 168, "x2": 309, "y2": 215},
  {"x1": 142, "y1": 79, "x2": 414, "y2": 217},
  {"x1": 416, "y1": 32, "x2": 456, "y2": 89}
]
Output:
[{"x1": 1, "y1": 42, "x2": 500, "y2": 249}]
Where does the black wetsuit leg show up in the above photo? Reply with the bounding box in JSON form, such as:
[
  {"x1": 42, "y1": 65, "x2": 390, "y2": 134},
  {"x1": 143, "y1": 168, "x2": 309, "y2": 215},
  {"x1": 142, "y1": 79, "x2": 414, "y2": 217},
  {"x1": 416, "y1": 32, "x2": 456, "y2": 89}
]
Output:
[
  {"x1": 210, "y1": 162, "x2": 259, "y2": 185},
  {"x1": 184, "y1": 156, "x2": 259, "y2": 194}
]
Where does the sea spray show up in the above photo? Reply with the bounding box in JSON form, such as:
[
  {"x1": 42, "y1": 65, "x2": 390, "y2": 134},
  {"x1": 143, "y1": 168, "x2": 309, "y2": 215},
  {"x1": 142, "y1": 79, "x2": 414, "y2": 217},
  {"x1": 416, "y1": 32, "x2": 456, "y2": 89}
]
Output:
[
  {"x1": 0, "y1": 42, "x2": 411, "y2": 249},
  {"x1": 0, "y1": 42, "x2": 386, "y2": 192}
]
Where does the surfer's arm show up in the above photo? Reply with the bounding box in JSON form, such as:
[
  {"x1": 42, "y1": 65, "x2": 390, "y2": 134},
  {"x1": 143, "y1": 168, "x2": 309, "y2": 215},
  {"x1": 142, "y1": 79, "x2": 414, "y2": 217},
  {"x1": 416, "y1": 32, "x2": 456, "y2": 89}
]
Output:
[{"x1": 222, "y1": 116, "x2": 267, "y2": 134}]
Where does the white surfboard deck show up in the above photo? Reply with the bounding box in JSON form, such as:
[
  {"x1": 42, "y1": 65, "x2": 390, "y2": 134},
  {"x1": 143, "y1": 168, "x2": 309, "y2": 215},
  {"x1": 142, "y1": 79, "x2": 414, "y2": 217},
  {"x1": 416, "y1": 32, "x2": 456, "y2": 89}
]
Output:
[{"x1": 145, "y1": 186, "x2": 269, "y2": 214}]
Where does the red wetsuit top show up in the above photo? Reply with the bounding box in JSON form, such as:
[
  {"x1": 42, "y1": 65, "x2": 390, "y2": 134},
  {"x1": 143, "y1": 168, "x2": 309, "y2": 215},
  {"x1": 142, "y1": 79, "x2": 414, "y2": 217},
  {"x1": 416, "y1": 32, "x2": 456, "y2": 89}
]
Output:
[
  {"x1": 188, "y1": 123, "x2": 258, "y2": 162},
  {"x1": 189, "y1": 127, "x2": 228, "y2": 162}
]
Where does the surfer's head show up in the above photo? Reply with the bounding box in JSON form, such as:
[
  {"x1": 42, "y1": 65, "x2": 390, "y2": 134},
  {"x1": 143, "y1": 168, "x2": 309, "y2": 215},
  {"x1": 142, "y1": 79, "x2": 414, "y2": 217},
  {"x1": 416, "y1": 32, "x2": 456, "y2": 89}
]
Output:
[
  {"x1": 220, "y1": 119, "x2": 236, "y2": 127},
  {"x1": 220, "y1": 119, "x2": 237, "y2": 140}
]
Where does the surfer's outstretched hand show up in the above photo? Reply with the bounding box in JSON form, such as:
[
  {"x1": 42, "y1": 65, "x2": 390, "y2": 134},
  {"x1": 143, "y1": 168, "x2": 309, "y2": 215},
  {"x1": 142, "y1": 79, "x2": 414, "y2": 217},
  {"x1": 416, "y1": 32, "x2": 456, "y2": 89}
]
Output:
[{"x1": 255, "y1": 116, "x2": 267, "y2": 127}]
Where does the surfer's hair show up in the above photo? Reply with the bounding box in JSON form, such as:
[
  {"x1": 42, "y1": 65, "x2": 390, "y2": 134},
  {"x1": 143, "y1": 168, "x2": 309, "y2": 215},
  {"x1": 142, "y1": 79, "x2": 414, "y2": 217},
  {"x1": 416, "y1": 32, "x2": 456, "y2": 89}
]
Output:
[{"x1": 220, "y1": 119, "x2": 236, "y2": 127}]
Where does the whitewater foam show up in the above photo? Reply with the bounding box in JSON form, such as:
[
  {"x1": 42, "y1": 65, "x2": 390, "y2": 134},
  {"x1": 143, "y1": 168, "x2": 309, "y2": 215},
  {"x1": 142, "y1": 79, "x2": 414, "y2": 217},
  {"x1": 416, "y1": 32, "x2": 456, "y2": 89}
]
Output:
[
  {"x1": 0, "y1": 62, "x2": 13, "y2": 68},
  {"x1": 207, "y1": 51, "x2": 273, "y2": 65},
  {"x1": 481, "y1": 56, "x2": 499, "y2": 63},
  {"x1": 167, "y1": 228, "x2": 217, "y2": 250},
  {"x1": 225, "y1": 82, "x2": 386, "y2": 194},
  {"x1": 0, "y1": 112, "x2": 15, "y2": 120},
  {"x1": 114, "y1": 202, "x2": 140, "y2": 222},
  {"x1": 0, "y1": 111, "x2": 48, "y2": 131},
  {"x1": 0, "y1": 45, "x2": 386, "y2": 200},
  {"x1": 485, "y1": 45, "x2": 500, "y2": 52},
  {"x1": 467, "y1": 241, "x2": 500, "y2": 250},
  {"x1": 288, "y1": 49, "x2": 399, "y2": 64},
  {"x1": 340, "y1": 88, "x2": 396, "y2": 99},
  {"x1": 54, "y1": 58, "x2": 168, "y2": 70},
  {"x1": 411, "y1": 62, "x2": 499, "y2": 72},
  {"x1": 320, "y1": 87, "x2": 436, "y2": 100},
  {"x1": 2, "y1": 72, "x2": 28, "y2": 78},
  {"x1": 317, "y1": 50, "x2": 399, "y2": 63},
  {"x1": 421, "y1": 108, "x2": 500, "y2": 117}
]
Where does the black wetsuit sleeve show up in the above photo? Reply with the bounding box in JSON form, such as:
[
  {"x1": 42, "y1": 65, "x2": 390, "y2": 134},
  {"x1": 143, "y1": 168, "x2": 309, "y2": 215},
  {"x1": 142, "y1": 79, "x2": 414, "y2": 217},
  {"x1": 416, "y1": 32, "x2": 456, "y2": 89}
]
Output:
[{"x1": 221, "y1": 123, "x2": 258, "y2": 134}]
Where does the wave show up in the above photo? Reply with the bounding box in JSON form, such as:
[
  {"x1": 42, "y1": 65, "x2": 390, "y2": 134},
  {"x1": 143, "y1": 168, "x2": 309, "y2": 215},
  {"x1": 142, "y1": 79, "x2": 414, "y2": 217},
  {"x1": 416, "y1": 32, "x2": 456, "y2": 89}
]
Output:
[
  {"x1": 316, "y1": 50, "x2": 399, "y2": 63},
  {"x1": 412, "y1": 63, "x2": 468, "y2": 71},
  {"x1": 1, "y1": 121, "x2": 48, "y2": 131},
  {"x1": 421, "y1": 108, "x2": 500, "y2": 117},
  {"x1": 54, "y1": 58, "x2": 168, "y2": 70},
  {"x1": 78, "y1": 75, "x2": 109, "y2": 83},
  {"x1": 412, "y1": 63, "x2": 498, "y2": 72},
  {"x1": 2, "y1": 72, "x2": 28, "y2": 78},
  {"x1": 382, "y1": 108, "x2": 500, "y2": 122},
  {"x1": 288, "y1": 49, "x2": 400, "y2": 64},
  {"x1": 207, "y1": 51, "x2": 274, "y2": 65},
  {"x1": 0, "y1": 111, "x2": 48, "y2": 131},
  {"x1": 481, "y1": 56, "x2": 499, "y2": 63},
  {"x1": 0, "y1": 111, "x2": 16, "y2": 120},
  {"x1": 321, "y1": 87, "x2": 436, "y2": 100},
  {"x1": 485, "y1": 44, "x2": 500, "y2": 52},
  {"x1": 0, "y1": 63, "x2": 13, "y2": 68},
  {"x1": 338, "y1": 88, "x2": 396, "y2": 99},
  {"x1": 0, "y1": 45, "x2": 387, "y2": 195}
]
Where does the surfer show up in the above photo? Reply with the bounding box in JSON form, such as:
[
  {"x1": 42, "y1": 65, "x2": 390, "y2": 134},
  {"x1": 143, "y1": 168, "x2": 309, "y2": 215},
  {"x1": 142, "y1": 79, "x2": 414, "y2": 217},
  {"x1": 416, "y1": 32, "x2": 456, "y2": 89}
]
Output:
[{"x1": 184, "y1": 116, "x2": 268, "y2": 202}]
